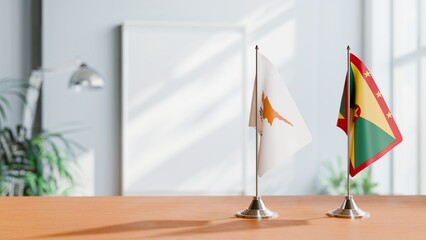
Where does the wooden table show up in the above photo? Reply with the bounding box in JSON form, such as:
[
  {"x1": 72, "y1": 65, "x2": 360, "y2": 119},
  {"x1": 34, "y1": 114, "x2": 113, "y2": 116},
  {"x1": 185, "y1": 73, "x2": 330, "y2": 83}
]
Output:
[{"x1": 1, "y1": 196, "x2": 425, "y2": 239}]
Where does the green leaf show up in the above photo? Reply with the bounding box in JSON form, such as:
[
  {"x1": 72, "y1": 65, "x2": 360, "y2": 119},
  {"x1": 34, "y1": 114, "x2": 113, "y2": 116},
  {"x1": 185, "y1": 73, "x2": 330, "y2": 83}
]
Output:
[
  {"x1": 0, "y1": 105, "x2": 7, "y2": 122},
  {"x1": 24, "y1": 174, "x2": 38, "y2": 194},
  {"x1": 1, "y1": 90, "x2": 27, "y2": 103},
  {"x1": 0, "y1": 96, "x2": 11, "y2": 108}
]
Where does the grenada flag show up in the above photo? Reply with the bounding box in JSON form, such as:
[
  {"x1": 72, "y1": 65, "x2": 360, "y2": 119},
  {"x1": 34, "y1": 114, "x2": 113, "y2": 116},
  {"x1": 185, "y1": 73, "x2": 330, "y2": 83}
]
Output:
[{"x1": 337, "y1": 53, "x2": 402, "y2": 177}]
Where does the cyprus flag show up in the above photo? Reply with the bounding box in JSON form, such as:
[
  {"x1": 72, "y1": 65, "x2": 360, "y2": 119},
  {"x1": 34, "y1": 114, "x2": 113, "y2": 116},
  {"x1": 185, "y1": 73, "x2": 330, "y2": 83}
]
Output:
[{"x1": 249, "y1": 53, "x2": 312, "y2": 176}]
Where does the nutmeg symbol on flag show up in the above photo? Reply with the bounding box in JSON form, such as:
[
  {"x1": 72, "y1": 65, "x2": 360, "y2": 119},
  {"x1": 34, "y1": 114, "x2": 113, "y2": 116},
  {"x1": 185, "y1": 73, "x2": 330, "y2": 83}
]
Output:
[{"x1": 249, "y1": 53, "x2": 312, "y2": 176}]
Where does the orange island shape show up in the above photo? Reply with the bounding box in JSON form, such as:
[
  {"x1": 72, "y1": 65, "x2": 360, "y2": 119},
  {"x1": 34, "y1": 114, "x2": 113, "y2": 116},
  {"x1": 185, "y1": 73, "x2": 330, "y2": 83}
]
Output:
[{"x1": 262, "y1": 92, "x2": 294, "y2": 126}]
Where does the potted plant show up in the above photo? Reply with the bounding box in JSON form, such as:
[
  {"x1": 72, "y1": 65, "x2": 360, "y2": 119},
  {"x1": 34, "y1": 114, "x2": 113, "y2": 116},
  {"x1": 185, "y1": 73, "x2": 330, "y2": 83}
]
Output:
[{"x1": 0, "y1": 79, "x2": 81, "y2": 196}]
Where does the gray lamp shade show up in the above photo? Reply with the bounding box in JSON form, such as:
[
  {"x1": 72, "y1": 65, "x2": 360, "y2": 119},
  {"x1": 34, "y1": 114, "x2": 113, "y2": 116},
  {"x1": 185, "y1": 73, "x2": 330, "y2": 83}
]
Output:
[{"x1": 69, "y1": 63, "x2": 105, "y2": 90}]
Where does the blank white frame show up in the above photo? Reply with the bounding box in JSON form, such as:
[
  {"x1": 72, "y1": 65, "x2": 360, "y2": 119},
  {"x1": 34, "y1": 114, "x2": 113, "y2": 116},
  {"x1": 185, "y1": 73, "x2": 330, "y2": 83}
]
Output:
[{"x1": 121, "y1": 21, "x2": 248, "y2": 195}]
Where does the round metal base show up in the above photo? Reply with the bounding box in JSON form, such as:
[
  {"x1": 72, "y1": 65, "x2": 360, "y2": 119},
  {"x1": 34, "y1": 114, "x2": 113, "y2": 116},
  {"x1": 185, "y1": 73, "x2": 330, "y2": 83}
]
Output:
[
  {"x1": 327, "y1": 195, "x2": 370, "y2": 219},
  {"x1": 236, "y1": 196, "x2": 278, "y2": 219}
]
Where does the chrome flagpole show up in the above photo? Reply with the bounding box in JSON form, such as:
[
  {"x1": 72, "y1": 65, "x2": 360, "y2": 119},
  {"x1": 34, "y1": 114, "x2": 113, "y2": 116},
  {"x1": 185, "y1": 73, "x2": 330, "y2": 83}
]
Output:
[
  {"x1": 327, "y1": 46, "x2": 369, "y2": 219},
  {"x1": 236, "y1": 45, "x2": 277, "y2": 219},
  {"x1": 256, "y1": 44, "x2": 259, "y2": 199}
]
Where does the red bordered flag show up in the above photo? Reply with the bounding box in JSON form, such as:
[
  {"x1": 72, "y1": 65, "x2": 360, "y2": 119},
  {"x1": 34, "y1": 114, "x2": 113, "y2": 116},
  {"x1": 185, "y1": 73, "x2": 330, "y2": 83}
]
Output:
[{"x1": 337, "y1": 53, "x2": 402, "y2": 177}]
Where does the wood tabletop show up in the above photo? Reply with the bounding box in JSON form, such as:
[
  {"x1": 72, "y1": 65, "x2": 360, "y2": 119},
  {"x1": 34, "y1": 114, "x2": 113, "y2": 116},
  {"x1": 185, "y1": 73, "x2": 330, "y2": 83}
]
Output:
[{"x1": 0, "y1": 195, "x2": 425, "y2": 239}]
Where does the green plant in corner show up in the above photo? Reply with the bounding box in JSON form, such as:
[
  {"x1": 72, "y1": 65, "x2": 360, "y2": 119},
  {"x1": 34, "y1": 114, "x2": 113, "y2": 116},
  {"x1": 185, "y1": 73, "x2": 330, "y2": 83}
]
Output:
[
  {"x1": 0, "y1": 78, "x2": 82, "y2": 196},
  {"x1": 318, "y1": 156, "x2": 378, "y2": 195},
  {"x1": 0, "y1": 125, "x2": 83, "y2": 196}
]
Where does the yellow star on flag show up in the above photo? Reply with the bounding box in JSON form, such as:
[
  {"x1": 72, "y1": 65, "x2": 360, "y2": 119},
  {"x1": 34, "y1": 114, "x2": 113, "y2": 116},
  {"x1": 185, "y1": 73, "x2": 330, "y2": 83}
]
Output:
[
  {"x1": 364, "y1": 70, "x2": 371, "y2": 78},
  {"x1": 386, "y1": 111, "x2": 393, "y2": 118},
  {"x1": 376, "y1": 91, "x2": 382, "y2": 98}
]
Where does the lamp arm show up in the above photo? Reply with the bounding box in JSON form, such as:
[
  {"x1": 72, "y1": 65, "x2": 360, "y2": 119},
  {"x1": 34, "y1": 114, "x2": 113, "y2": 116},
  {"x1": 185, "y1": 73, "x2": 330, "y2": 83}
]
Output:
[
  {"x1": 33, "y1": 59, "x2": 82, "y2": 78},
  {"x1": 22, "y1": 73, "x2": 42, "y2": 137},
  {"x1": 21, "y1": 59, "x2": 81, "y2": 136}
]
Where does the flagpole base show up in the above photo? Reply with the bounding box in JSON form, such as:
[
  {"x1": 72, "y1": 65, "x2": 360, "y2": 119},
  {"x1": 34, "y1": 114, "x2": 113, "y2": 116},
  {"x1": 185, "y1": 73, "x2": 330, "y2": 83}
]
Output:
[
  {"x1": 327, "y1": 195, "x2": 370, "y2": 219},
  {"x1": 236, "y1": 196, "x2": 278, "y2": 219}
]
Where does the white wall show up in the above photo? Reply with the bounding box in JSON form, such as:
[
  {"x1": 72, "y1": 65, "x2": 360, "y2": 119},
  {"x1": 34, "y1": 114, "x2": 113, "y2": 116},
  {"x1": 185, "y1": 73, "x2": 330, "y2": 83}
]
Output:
[
  {"x1": 0, "y1": 0, "x2": 32, "y2": 127},
  {"x1": 364, "y1": 0, "x2": 393, "y2": 194},
  {"x1": 42, "y1": 0, "x2": 363, "y2": 195},
  {"x1": 365, "y1": 0, "x2": 426, "y2": 195}
]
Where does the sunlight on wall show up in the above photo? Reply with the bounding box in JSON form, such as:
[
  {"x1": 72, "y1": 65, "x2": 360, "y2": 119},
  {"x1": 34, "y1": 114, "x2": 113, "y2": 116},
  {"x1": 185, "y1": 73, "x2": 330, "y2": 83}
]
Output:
[
  {"x1": 121, "y1": 0, "x2": 363, "y2": 196},
  {"x1": 393, "y1": 0, "x2": 417, "y2": 58},
  {"x1": 367, "y1": 0, "x2": 426, "y2": 195},
  {"x1": 40, "y1": 0, "x2": 368, "y2": 196},
  {"x1": 257, "y1": 20, "x2": 295, "y2": 69},
  {"x1": 241, "y1": 0, "x2": 294, "y2": 32},
  {"x1": 172, "y1": 31, "x2": 244, "y2": 79},
  {"x1": 393, "y1": 62, "x2": 418, "y2": 194}
]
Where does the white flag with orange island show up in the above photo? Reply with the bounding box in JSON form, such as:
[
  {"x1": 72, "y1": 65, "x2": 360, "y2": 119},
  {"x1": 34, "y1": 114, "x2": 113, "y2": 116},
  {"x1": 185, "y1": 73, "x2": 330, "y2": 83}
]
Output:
[{"x1": 249, "y1": 53, "x2": 312, "y2": 176}]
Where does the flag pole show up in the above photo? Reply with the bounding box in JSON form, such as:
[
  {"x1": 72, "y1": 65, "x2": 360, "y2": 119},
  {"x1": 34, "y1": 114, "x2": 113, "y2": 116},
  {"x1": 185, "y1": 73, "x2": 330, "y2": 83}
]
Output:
[
  {"x1": 236, "y1": 45, "x2": 277, "y2": 219},
  {"x1": 346, "y1": 45, "x2": 351, "y2": 198},
  {"x1": 255, "y1": 45, "x2": 259, "y2": 198},
  {"x1": 327, "y1": 46, "x2": 369, "y2": 219}
]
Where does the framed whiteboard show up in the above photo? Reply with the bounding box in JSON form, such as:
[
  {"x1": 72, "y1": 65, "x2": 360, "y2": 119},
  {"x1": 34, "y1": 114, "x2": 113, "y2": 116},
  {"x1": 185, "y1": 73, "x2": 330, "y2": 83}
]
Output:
[{"x1": 121, "y1": 21, "x2": 248, "y2": 195}]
